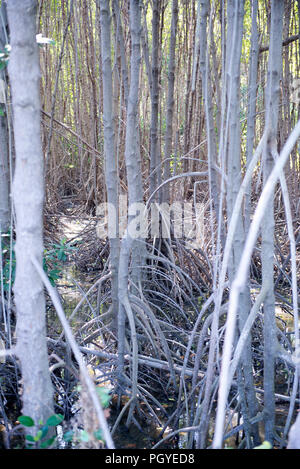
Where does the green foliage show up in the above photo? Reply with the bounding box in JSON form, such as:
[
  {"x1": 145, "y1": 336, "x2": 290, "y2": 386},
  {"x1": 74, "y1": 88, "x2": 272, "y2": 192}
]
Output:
[
  {"x1": 1, "y1": 232, "x2": 78, "y2": 290},
  {"x1": 197, "y1": 296, "x2": 203, "y2": 307},
  {"x1": 43, "y1": 237, "x2": 78, "y2": 286},
  {"x1": 0, "y1": 44, "x2": 10, "y2": 71},
  {"x1": 62, "y1": 386, "x2": 111, "y2": 446},
  {"x1": 46, "y1": 413, "x2": 65, "y2": 426},
  {"x1": 1, "y1": 231, "x2": 16, "y2": 292},
  {"x1": 95, "y1": 387, "x2": 111, "y2": 409},
  {"x1": 18, "y1": 413, "x2": 64, "y2": 449},
  {"x1": 62, "y1": 427, "x2": 105, "y2": 446},
  {"x1": 170, "y1": 153, "x2": 181, "y2": 175},
  {"x1": 15, "y1": 385, "x2": 112, "y2": 448},
  {"x1": 18, "y1": 416, "x2": 35, "y2": 427},
  {"x1": 76, "y1": 384, "x2": 111, "y2": 410},
  {"x1": 253, "y1": 441, "x2": 272, "y2": 449},
  {"x1": 62, "y1": 430, "x2": 74, "y2": 443},
  {"x1": 46, "y1": 237, "x2": 77, "y2": 262}
]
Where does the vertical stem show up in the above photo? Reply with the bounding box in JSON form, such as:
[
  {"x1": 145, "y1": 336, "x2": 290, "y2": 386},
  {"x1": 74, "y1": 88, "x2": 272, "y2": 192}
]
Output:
[
  {"x1": 7, "y1": 0, "x2": 54, "y2": 427},
  {"x1": 262, "y1": 0, "x2": 284, "y2": 444},
  {"x1": 163, "y1": 0, "x2": 178, "y2": 204},
  {"x1": 99, "y1": 0, "x2": 120, "y2": 331},
  {"x1": 0, "y1": 2, "x2": 9, "y2": 233},
  {"x1": 149, "y1": 0, "x2": 160, "y2": 200}
]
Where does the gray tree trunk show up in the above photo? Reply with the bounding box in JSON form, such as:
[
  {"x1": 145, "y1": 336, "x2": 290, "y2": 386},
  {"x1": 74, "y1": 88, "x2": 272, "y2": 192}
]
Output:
[
  {"x1": 262, "y1": 0, "x2": 284, "y2": 444},
  {"x1": 117, "y1": 0, "x2": 146, "y2": 386},
  {"x1": 7, "y1": 0, "x2": 54, "y2": 427},
  {"x1": 112, "y1": 0, "x2": 129, "y2": 107},
  {"x1": 239, "y1": 0, "x2": 261, "y2": 446},
  {"x1": 225, "y1": 0, "x2": 260, "y2": 447},
  {"x1": 0, "y1": 2, "x2": 9, "y2": 233},
  {"x1": 245, "y1": 0, "x2": 259, "y2": 234},
  {"x1": 198, "y1": 0, "x2": 224, "y2": 248},
  {"x1": 196, "y1": 0, "x2": 247, "y2": 448},
  {"x1": 149, "y1": 0, "x2": 160, "y2": 200},
  {"x1": 162, "y1": 0, "x2": 178, "y2": 204},
  {"x1": 99, "y1": 0, "x2": 120, "y2": 332},
  {"x1": 123, "y1": 0, "x2": 145, "y2": 286}
]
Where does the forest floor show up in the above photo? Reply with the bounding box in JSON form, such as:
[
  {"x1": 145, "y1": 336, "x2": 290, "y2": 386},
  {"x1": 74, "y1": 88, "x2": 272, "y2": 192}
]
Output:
[
  {"x1": 0, "y1": 199, "x2": 297, "y2": 449},
  {"x1": 45, "y1": 203, "x2": 180, "y2": 448},
  {"x1": 41, "y1": 201, "x2": 297, "y2": 449}
]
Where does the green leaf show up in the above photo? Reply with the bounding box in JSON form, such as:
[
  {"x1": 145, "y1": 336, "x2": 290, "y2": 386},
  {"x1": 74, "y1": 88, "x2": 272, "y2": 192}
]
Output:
[
  {"x1": 34, "y1": 430, "x2": 43, "y2": 442},
  {"x1": 57, "y1": 249, "x2": 67, "y2": 261},
  {"x1": 0, "y1": 61, "x2": 7, "y2": 71},
  {"x1": 48, "y1": 268, "x2": 61, "y2": 279},
  {"x1": 46, "y1": 413, "x2": 64, "y2": 426},
  {"x1": 18, "y1": 416, "x2": 35, "y2": 427},
  {"x1": 254, "y1": 441, "x2": 272, "y2": 449},
  {"x1": 25, "y1": 435, "x2": 35, "y2": 442},
  {"x1": 40, "y1": 436, "x2": 56, "y2": 449},
  {"x1": 63, "y1": 430, "x2": 74, "y2": 442},
  {"x1": 79, "y1": 430, "x2": 90, "y2": 442},
  {"x1": 93, "y1": 429, "x2": 103, "y2": 441},
  {"x1": 96, "y1": 387, "x2": 111, "y2": 408},
  {"x1": 40, "y1": 425, "x2": 49, "y2": 439}
]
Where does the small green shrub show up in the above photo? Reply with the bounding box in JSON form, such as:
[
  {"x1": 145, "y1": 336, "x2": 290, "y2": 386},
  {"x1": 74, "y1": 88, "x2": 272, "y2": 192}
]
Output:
[
  {"x1": 43, "y1": 237, "x2": 78, "y2": 286},
  {"x1": 18, "y1": 413, "x2": 64, "y2": 449},
  {"x1": 17, "y1": 386, "x2": 111, "y2": 449},
  {"x1": 1, "y1": 232, "x2": 78, "y2": 290}
]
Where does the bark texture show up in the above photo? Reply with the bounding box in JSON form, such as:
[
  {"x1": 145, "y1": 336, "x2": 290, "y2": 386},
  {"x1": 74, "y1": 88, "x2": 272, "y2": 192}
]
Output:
[
  {"x1": 262, "y1": 0, "x2": 284, "y2": 444},
  {"x1": 0, "y1": 2, "x2": 9, "y2": 233},
  {"x1": 99, "y1": 0, "x2": 120, "y2": 331},
  {"x1": 149, "y1": 0, "x2": 160, "y2": 200},
  {"x1": 163, "y1": 0, "x2": 178, "y2": 203},
  {"x1": 7, "y1": 0, "x2": 54, "y2": 426}
]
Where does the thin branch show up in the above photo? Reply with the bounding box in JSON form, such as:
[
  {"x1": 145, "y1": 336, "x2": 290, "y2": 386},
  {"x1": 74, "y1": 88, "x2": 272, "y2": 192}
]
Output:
[
  {"x1": 31, "y1": 255, "x2": 115, "y2": 449},
  {"x1": 259, "y1": 34, "x2": 299, "y2": 53}
]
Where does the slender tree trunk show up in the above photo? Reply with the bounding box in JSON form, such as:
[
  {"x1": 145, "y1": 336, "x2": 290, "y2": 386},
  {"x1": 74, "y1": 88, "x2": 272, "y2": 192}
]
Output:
[
  {"x1": 44, "y1": 0, "x2": 73, "y2": 178},
  {"x1": 149, "y1": 0, "x2": 160, "y2": 200},
  {"x1": 141, "y1": 4, "x2": 152, "y2": 97},
  {"x1": 7, "y1": 0, "x2": 54, "y2": 427},
  {"x1": 0, "y1": 108, "x2": 9, "y2": 232},
  {"x1": 262, "y1": 0, "x2": 284, "y2": 444},
  {"x1": 225, "y1": 0, "x2": 260, "y2": 447},
  {"x1": 0, "y1": 2, "x2": 9, "y2": 233},
  {"x1": 163, "y1": 0, "x2": 178, "y2": 204},
  {"x1": 197, "y1": 0, "x2": 258, "y2": 449},
  {"x1": 117, "y1": 0, "x2": 146, "y2": 386},
  {"x1": 112, "y1": 0, "x2": 129, "y2": 107},
  {"x1": 198, "y1": 0, "x2": 223, "y2": 247},
  {"x1": 196, "y1": 0, "x2": 236, "y2": 448},
  {"x1": 99, "y1": 0, "x2": 120, "y2": 333},
  {"x1": 239, "y1": 0, "x2": 261, "y2": 446},
  {"x1": 123, "y1": 0, "x2": 145, "y2": 283},
  {"x1": 245, "y1": 0, "x2": 259, "y2": 234}
]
